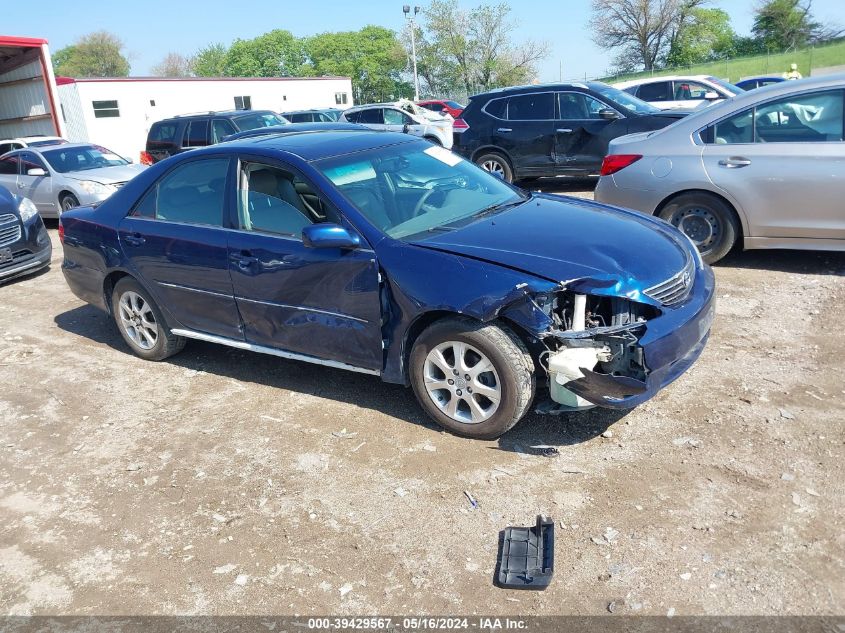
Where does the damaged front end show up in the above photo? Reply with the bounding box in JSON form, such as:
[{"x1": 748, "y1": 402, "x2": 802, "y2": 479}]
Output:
[{"x1": 498, "y1": 264, "x2": 715, "y2": 411}]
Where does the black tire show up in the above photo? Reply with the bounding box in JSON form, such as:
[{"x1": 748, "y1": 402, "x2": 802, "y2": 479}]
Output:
[
  {"x1": 658, "y1": 192, "x2": 739, "y2": 264},
  {"x1": 409, "y1": 317, "x2": 535, "y2": 439},
  {"x1": 60, "y1": 193, "x2": 79, "y2": 213},
  {"x1": 111, "y1": 277, "x2": 186, "y2": 361},
  {"x1": 475, "y1": 152, "x2": 514, "y2": 183}
]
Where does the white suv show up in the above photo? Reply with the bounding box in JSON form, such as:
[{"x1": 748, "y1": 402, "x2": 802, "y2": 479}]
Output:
[
  {"x1": 613, "y1": 75, "x2": 744, "y2": 110},
  {"x1": 0, "y1": 135, "x2": 67, "y2": 156},
  {"x1": 340, "y1": 101, "x2": 453, "y2": 148}
]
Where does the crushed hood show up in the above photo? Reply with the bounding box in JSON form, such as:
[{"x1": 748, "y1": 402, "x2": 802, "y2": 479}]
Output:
[{"x1": 414, "y1": 194, "x2": 690, "y2": 301}]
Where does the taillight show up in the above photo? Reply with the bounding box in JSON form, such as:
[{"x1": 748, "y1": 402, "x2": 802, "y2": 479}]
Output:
[
  {"x1": 600, "y1": 154, "x2": 642, "y2": 176},
  {"x1": 58, "y1": 220, "x2": 64, "y2": 244},
  {"x1": 140, "y1": 151, "x2": 153, "y2": 166},
  {"x1": 452, "y1": 118, "x2": 469, "y2": 132}
]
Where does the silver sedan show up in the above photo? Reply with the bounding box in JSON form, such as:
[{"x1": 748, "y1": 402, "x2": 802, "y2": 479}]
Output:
[
  {"x1": 595, "y1": 74, "x2": 845, "y2": 263},
  {"x1": 0, "y1": 143, "x2": 146, "y2": 218}
]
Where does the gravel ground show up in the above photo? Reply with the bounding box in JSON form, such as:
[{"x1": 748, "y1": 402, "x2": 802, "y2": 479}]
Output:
[{"x1": 1, "y1": 184, "x2": 844, "y2": 616}]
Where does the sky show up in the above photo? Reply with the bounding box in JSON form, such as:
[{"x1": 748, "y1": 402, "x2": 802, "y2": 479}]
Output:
[{"x1": 4, "y1": 0, "x2": 844, "y2": 82}]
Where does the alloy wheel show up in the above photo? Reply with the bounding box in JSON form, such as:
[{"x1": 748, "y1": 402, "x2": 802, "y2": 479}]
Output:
[
  {"x1": 118, "y1": 291, "x2": 158, "y2": 350},
  {"x1": 481, "y1": 158, "x2": 506, "y2": 177},
  {"x1": 423, "y1": 341, "x2": 501, "y2": 424}
]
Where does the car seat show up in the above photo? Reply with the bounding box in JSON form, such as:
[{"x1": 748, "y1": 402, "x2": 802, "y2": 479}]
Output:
[{"x1": 247, "y1": 169, "x2": 312, "y2": 236}]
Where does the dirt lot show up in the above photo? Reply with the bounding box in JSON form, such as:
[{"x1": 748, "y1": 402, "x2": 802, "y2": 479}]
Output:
[{"x1": 1, "y1": 182, "x2": 844, "y2": 616}]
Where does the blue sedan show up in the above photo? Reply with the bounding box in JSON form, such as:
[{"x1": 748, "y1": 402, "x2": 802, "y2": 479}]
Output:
[{"x1": 59, "y1": 130, "x2": 714, "y2": 439}]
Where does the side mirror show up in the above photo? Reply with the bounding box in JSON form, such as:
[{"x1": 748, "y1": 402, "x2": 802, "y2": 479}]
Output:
[
  {"x1": 402, "y1": 123, "x2": 411, "y2": 134},
  {"x1": 302, "y1": 223, "x2": 361, "y2": 249},
  {"x1": 704, "y1": 91, "x2": 720, "y2": 101},
  {"x1": 598, "y1": 108, "x2": 621, "y2": 120},
  {"x1": 27, "y1": 167, "x2": 47, "y2": 177}
]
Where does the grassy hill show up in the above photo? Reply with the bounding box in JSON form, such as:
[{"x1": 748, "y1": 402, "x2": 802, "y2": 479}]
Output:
[{"x1": 601, "y1": 40, "x2": 845, "y2": 84}]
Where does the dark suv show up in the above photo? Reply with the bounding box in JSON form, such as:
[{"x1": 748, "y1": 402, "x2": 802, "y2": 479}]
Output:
[
  {"x1": 452, "y1": 82, "x2": 688, "y2": 182},
  {"x1": 143, "y1": 110, "x2": 288, "y2": 164}
]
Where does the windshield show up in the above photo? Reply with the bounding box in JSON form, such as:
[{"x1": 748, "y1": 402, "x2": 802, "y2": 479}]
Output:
[
  {"x1": 590, "y1": 82, "x2": 661, "y2": 114},
  {"x1": 316, "y1": 142, "x2": 527, "y2": 240},
  {"x1": 41, "y1": 144, "x2": 129, "y2": 173},
  {"x1": 445, "y1": 101, "x2": 464, "y2": 109},
  {"x1": 233, "y1": 112, "x2": 289, "y2": 131},
  {"x1": 707, "y1": 76, "x2": 745, "y2": 95}
]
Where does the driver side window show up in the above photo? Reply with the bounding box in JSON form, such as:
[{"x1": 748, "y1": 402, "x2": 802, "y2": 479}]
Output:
[{"x1": 237, "y1": 162, "x2": 338, "y2": 237}]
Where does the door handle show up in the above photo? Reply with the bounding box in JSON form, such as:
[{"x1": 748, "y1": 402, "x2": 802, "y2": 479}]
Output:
[
  {"x1": 230, "y1": 250, "x2": 258, "y2": 269},
  {"x1": 497, "y1": 128, "x2": 512, "y2": 133},
  {"x1": 556, "y1": 128, "x2": 573, "y2": 134},
  {"x1": 718, "y1": 157, "x2": 752, "y2": 168},
  {"x1": 123, "y1": 233, "x2": 145, "y2": 246}
]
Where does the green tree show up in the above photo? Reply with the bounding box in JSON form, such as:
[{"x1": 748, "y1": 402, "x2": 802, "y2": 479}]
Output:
[
  {"x1": 417, "y1": 1, "x2": 549, "y2": 95},
  {"x1": 53, "y1": 31, "x2": 130, "y2": 77},
  {"x1": 306, "y1": 26, "x2": 409, "y2": 102},
  {"x1": 752, "y1": 0, "x2": 820, "y2": 51},
  {"x1": 192, "y1": 43, "x2": 228, "y2": 77},
  {"x1": 224, "y1": 29, "x2": 310, "y2": 77},
  {"x1": 665, "y1": 8, "x2": 736, "y2": 66}
]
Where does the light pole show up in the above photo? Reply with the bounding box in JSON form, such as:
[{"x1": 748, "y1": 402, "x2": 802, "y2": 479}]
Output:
[{"x1": 403, "y1": 5, "x2": 421, "y2": 100}]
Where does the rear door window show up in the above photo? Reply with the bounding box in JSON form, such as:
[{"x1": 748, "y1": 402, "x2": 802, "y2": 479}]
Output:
[
  {"x1": 134, "y1": 158, "x2": 230, "y2": 225},
  {"x1": 637, "y1": 81, "x2": 673, "y2": 102},
  {"x1": 755, "y1": 89, "x2": 843, "y2": 142},
  {"x1": 357, "y1": 108, "x2": 384, "y2": 124},
  {"x1": 211, "y1": 119, "x2": 237, "y2": 143},
  {"x1": 0, "y1": 154, "x2": 20, "y2": 175},
  {"x1": 507, "y1": 93, "x2": 554, "y2": 120},
  {"x1": 184, "y1": 120, "x2": 210, "y2": 148}
]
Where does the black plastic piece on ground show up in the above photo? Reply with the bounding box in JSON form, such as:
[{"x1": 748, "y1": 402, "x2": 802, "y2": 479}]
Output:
[{"x1": 496, "y1": 515, "x2": 554, "y2": 589}]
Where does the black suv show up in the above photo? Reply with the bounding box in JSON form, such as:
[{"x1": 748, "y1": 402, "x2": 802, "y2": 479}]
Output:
[
  {"x1": 144, "y1": 110, "x2": 288, "y2": 164},
  {"x1": 452, "y1": 82, "x2": 688, "y2": 182}
]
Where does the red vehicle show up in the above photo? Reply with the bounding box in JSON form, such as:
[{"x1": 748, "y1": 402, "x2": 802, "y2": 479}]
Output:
[{"x1": 416, "y1": 99, "x2": 464, "y2": 118}]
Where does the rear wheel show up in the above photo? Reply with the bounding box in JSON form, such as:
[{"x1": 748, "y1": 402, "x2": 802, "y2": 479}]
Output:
[
  {"x1": 410, "y1": 318, "x2": 534, "y2": 439},
  {"x1": 475, "y1": 152, "x2": 513, "y2": 183},
  {"x1": 112, "y1": 277, "x2": 185, "y2": 361},
  {"x1": 658, "y1": 192, "x2": 739, "y2": 264}
]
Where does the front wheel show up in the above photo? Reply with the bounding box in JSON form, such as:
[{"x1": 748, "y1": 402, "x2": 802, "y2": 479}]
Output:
[
  {"x1": 410, "y1": 318, "x2": 535, "y2": 439},
  {"x1": 112, "y1": 277, "x2": 185, "y2": 361},
  {"x1": 658, "y1": 192, "x2": 739, "y2": 264},
  {"x1": 60, "y1": 194, "x2": 79, "y2": 212}
]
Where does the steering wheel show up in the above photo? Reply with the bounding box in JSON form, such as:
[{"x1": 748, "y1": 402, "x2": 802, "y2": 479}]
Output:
[{"x1": 412, "y1": 188, "x2": 441, "y2": 218}]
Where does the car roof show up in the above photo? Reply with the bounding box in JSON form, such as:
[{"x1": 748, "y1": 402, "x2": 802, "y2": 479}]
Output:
[
  {"x1": 156, "y1": 109, "x2": 279, "y2": 122},
  {"x1": 469, "y1": 82, "x2": 602, "y2": 100},
  {"x1": 614, "y1": 75, "x2": 716, "y2": 88},
  {"x1": 206, "y1": 129, "x2": 418, "y2": 161},
  {"x1": 282, "y1": 108, "x2": 339, "y2": 114}
]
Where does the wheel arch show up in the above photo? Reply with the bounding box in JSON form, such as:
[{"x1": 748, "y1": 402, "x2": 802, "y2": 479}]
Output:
[
  {"x1": 653, "y1": 188, "x2": 747, "y2": 245},
  {"x1": 470, "y1": 145, "x2": 515, "y2": 169},
  {"x1": 57, "y1": 189, "x2": 78, "y2": 207},
  {"x1": 400, "y1": 309, "x2": 539, "y2": 382},
  {"x1": 102, "y1": 269, "x2": 133, "y2": 316}
]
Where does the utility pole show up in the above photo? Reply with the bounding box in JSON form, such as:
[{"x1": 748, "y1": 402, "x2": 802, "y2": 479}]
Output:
[{"x1": 404, "y1": 5, "x2": 421, "y2": 100}]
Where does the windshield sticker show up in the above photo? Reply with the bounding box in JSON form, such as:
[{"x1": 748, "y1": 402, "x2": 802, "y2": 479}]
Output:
[
  {"x1": 424, "y1": 145, "x2": 462, "y2": 166},
  {"x1": 323, "y1": 161, "x2": 377, "y2": 186}
]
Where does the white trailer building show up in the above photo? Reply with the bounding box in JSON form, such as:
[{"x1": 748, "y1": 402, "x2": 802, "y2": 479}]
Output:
[{"x1": 56, "y1": 76, "x2": 354, "y2": 160}]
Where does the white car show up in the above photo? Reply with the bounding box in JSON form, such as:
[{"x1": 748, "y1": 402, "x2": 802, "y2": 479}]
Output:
[
  {"x1": 613, "y1": 75, "x2": 744, "y2": 110},
  {"x1": 340, "y1": 101, "x2": 453, "y2": 149},
  {"x1": 0, "y1": 135, "x2": 67, "y2": 155}
]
